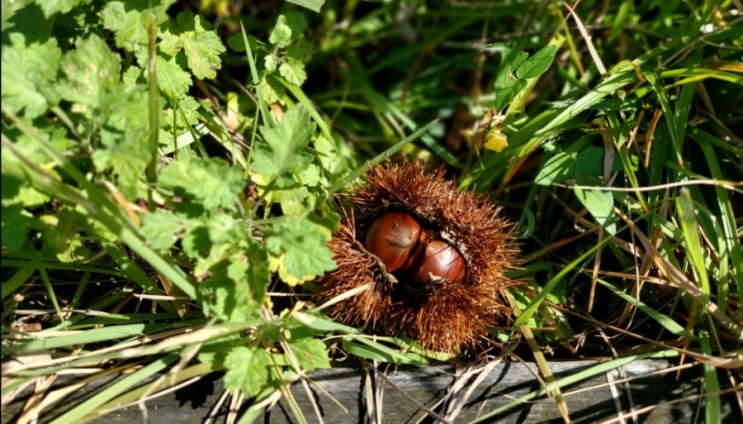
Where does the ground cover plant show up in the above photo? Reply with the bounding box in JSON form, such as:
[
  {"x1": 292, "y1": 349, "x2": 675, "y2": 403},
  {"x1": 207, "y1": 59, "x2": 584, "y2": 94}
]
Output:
[{"x1": 2, "y1": 0, "x2": 742, "y2": 422}]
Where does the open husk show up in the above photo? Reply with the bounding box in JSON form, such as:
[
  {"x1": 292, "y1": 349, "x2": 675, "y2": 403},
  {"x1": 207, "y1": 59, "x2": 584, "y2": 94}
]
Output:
[{"x1": 316, "y1": 163, "x2": 519, "y2": 354}]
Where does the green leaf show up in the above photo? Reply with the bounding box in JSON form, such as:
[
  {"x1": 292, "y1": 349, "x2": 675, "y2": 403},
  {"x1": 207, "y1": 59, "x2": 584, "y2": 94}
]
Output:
[
  {"x1": 269, "y1": 15, "x2": 293, "y2": 48},
  {"x1": 264, "y1": 54, "x2": 278, "y2": 73},
  {"x1": 223, "y1": 346, "x2": 271, "y2": 397},
  {"x1": 181, "y1": 225, "x2": 210, "y2": 260},
  {"x1": 286, "y1": 38, "x2": 313, "y2": 63},
  {"x1": 287, "y1": 338, "x2": 330, "y2": 371},
  {"x1": 161, "y1": 95, "x2": 201, "y2": 135},
  {"x1": 101, "y1": 2, "x2": 148, "y2": 55},
  {"x1": 2, "y1": 162, "x2": 51, "y2": 208},
  {"x1": 1, "y1": 204, "x2": 32, "y2": 252},
  {"x1": 140, "y1": 210, "x2": 188, "y2": 251},
  {"x1": 58, "y1": 34, "x2": 121, "y2": 116},
  {"x1": 160, "y1": 12, "x2": 225, "y2": 80},
  {"x1": 266, "y1": 218, "x2": 335, "y2": 285},
  {"x1": 252, "y1": 105, "x2": 315, "y2": 184},
  {"x1": 289, "y1": 311, "x2": 360, "y2": 335},
  {"x1": 575, "y1": 147, "x2": 605, "y2": 178},
  {"x1": 340, "y1": 336, "x2": 429, "y2": 365},
  {"x1": 257, "y1": 76, "x2": 283, "y2": 104},
  {"x1": 91, "y1": 87, "x2": 151, "y2": 200},
  {"x1": 285, "y1": 0, "x2": 325, "y2": 13},
  {"x1": 1, "y1": 33, "x2": 62, "y2": 118},
  {"x1": 156, "y1": 56, "x2": 193, "y2": 98},
  {"x1": 493, "y1": 46, "x2": 555, "y2": 112},
  {"x1": 574, "y1": 186, "x2": 616, "y2": 235},
  {"x1": 35, "y1": 0, "x2": 89, "y2": 18},
  {"x1": 269, "y1": 187, "x2": 312, "y2": 217},
  {"x1": 198, "y1": 256, "x2": 263, "y2": 322},
  {"x1": 38, "y1": 208, "x2": 92, "y2": 262},
  {"x1": 279, "y1": 57, "x2": 307, "y2": 86},
  {"x1": 283, "y1": 10, "x2": 308, "y2": 37},
  {"x1": 183, "y1": 29, "x2": 225, "y2": 79},
  {"x1": 535, "y1": 152, "x2": 574, "y2": 185},
  {"x1": 159, "y1": 156, "x2": 244, "y2": 210},
  {"x1": 516, "y1": 45, "x2": 556, "y2": 79},
  {"x1": 595, "y1": 279, "x2": 691, "y2": 337},
  {"x1": 493, "y1": 48, "x2": 528, "y2": 111}
]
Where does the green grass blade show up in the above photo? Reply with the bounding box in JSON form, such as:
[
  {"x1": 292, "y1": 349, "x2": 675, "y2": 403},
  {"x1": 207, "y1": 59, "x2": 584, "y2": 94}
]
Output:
[
  {"x1": 468, "y1": 350, "x2": 680, "y2": 424},
  {"x1": 596, "y1": 279, "x2": 692, "y2": 338},
  {"x1": 512, "y1": 234, "x2": 613, "y2": 329},
  {"x1": 676, "y1": 188, "x2": 710, "y2": 298},
  {"x1": 49, "y1": 355, "x2": 179, "y2": 424}
]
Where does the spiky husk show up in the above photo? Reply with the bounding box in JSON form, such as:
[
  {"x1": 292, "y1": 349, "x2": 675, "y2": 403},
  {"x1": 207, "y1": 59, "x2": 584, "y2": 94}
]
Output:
[{"x1": 316, "y1": 163, "x2": 519, "y2": 353}]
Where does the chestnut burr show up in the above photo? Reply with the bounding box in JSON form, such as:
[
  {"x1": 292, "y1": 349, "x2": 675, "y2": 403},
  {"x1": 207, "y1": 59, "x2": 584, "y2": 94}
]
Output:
[{"x1": 316, "y1": 162, "x2": 519, "y2": 354}]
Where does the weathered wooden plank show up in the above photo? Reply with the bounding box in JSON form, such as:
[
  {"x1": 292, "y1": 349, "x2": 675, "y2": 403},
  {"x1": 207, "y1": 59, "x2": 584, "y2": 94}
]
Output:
[
  {"x1": 262, "y1": 359, "x2": 737, "y2": 423},
  {"x1": 2, "y1": 360, "x2": 738, "y2": 423}
]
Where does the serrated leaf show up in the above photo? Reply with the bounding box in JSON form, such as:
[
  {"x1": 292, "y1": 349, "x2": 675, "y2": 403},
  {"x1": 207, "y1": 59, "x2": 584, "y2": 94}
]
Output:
[
  {"x1": 92, "y1": 88, "x2": 151, "y2": 199},
  {"x1": 156, "y1": 56, "x2": 193, "y2": 98},
  {"x1": 264, "y1": 54, "x2": 278, "y2": 73},
  {"x1": 314, "y1": 135, "x2": 348, "y2": 178},
  {"x1": 2, "y1": 174, "x2": 47, "y2": 208},
  {"x1": 182, "y1": 225, "x2": 210, "y2": 260},
  {"x1": 198, "y1": 260, "x2": 259, "y2": 321},
  {"x1": 1, "y1": 33, "x2": 62, "y2": 118},
  {"x1": 279, "y1": 57, "x2": 307, "y2": 85},
  {"x1": 297, "y1": 164, "x2": 322, "y2": 187},
  {"x1": 101, "y1": 2, "x2": 148, "y2": 55},
  {"x1": 251, "y1": 105, "x2": 315, "y2": 184},
  {"x1": 160, "y1": 12, "x2": 225, "y2": 80},
  {"x1": 269, "y1": 15, "x2": 293, "y2": 48},
  {"x1": 159, "y1": 156, "x2": 244, "y2": 210},
  {"x1": 270, "y1": 187, "x2": 311, "y2": 217},
  {"x1": 288, "y1": 338, "x2": 330, "y2": 371},
  {"x1": 35, "y1": 0, "x2": 89, "y2": 18},
  {"x1": 223, "y1": 346, "x2": 270, "y2": 397},
  {"x1": 161, "y1": 95, "x2": 201, "y2": 135},
  {"x1": 183, "y1": 30, "x2": 225, "y2": 79},
  {"x1": 58, "y1": 34, "x2": 121, "y2": 116},
  {"x1": 226, "y1": 32, "x2": 261, "y2": 53},
  {"x1": 140, "y1": 210, "x2": 187, "y2": 251},
  {"x1": 574, "y1": 186, "x2": 616, "y2": 234},
  {"x1": 266, "y1": 218, "x2": 335, "y2": 285},
  {"x1": 257, "y1": 76, "x2": 283, "y2": 104}
]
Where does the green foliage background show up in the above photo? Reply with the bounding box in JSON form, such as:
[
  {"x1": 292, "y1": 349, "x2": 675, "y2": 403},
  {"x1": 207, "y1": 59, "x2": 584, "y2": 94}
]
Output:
[{"x1": 2, "y1": 0, "x2": 741, "y2": 422}]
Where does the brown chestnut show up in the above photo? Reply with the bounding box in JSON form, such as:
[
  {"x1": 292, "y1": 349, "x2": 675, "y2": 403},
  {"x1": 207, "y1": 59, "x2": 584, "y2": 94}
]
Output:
[
  {"x1": 365, "y1": 211, "x2": 466, "y2": 284},
  {"x1": 364, "y1": 211, "x2": 421, "y2": 272},
  {"x1": 412, "y1": 239, "x2": 466, "y2": 284},
  {"x1": 316, "y1": 163, "x2": 519, "y2": 353}
]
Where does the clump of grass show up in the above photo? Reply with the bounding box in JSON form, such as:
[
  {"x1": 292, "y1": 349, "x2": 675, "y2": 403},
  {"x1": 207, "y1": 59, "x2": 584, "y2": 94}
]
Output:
[{"x1": 2, "y1": 0, "x2": 741, "y2": 422}]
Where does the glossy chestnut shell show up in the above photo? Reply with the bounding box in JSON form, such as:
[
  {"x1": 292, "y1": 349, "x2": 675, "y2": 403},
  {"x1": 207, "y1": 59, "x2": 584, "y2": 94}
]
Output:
[
  {"x1": 363, "y1": 211, "x2": 420, "y2": 273},
  {"x1": 412, "y1": 239, "x2": 466, "y2": 284},
  {"x1": 364, "y1": 211, "x2": 466, "y2": 284}
]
